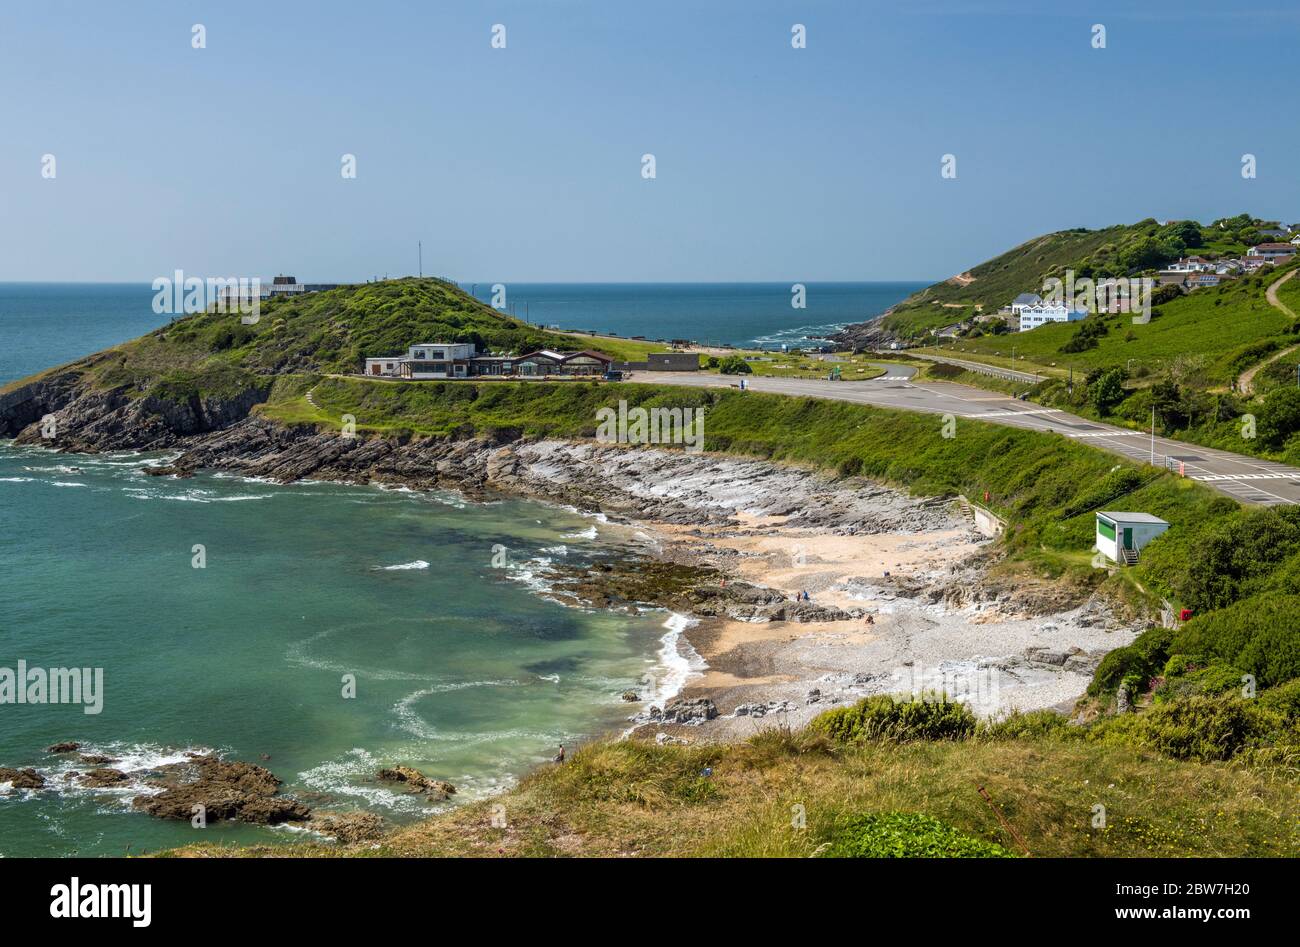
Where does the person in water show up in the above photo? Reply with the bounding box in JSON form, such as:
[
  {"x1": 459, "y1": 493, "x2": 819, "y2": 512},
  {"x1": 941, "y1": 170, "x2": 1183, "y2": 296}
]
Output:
[{"x1": 555, "y1": 744, "x2": 565, "y2": 764}]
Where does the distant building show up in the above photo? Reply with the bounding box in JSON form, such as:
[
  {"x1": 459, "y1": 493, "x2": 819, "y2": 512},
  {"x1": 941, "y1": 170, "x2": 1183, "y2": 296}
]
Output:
[
  {"x1": 1018, "y1": 303, "x2": 1085, "y2": 332},
  {"x1": 1010, "y1": 293, "x2": 1043, "y2": 313},
  {"x1": 1165, "y1": 256, "x2": 1212, "y2": 273},
  {"x1": 364, "y1": 343, "x2": 612, "y2": 380},
  {"x1": 265, "y1": 275, "x2": 306, "y2": 297},
  {"x1": 1248, "y1": 243, "x2": 1296, "y2": 259},
  {"x1": 1187, "y1": 271, "x2": 1231, "y2": 289},
  {"x1": 611, "y1": 353, "x2": 702, "y2": 372}
]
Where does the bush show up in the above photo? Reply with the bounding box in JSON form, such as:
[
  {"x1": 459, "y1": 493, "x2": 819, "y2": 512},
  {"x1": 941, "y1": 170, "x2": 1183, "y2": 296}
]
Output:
[
  {"x1": 1171, "y1": 593, "x2": 1300, "y2": 688},
  {"x1": 979, "y1": 709, "x2": 1070, "y2": 740},
  {"x1": 1154, "y1": 658, "x2": 1248, "y2": 702},
  {"x1": 810, "y1": 695, "x2": 977, "y2": 744},
  {"x1": 718, "y1": 355, "x2": 752, "y2": 375},
  {"x1": 1089, "y1": 626, "x2": 1174, "y2": 697},
  {"x1": 1086, "y1": 695, "x2": 1284, "y2": 762},
  {"x1": 819, "y1": 812, "x2": 1014, "y2": 858}
]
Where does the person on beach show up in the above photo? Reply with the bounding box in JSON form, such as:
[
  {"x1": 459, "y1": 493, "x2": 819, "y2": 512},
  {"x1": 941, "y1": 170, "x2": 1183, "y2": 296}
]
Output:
[{"x1": 554, "y1": 744, "x2": 565, "y2": 764}]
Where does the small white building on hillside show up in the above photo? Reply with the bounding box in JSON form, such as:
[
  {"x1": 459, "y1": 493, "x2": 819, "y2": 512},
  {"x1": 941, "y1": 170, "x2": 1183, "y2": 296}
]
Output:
[{"x1": 1095, "y1": 511, "x2": 1169, "y2": 564}]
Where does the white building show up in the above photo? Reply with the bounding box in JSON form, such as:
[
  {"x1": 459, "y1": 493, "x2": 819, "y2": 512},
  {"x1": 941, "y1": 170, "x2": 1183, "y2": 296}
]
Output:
[
  {"x1": 1018, "y1": 303, "x2": 1085, "y2": 332},
  {"x1": 1095, "y1": 511, "x2": 1169, "y2": 564},
  {"x1": 1248, "y1": 243, "x2": 1296, "y2": 259},
  {"x1": 1165, "y1": 257, "x2": 1212, "y2": 273},
  {"x1": 1009, "y1": 293, "x2": 1043, "y2": 314}
]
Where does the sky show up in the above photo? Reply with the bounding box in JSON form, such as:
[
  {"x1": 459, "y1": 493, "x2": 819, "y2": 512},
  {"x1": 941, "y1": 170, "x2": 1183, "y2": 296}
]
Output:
[{"x1": 1, "y1": 0, "x2": 1298, "y2": 284}]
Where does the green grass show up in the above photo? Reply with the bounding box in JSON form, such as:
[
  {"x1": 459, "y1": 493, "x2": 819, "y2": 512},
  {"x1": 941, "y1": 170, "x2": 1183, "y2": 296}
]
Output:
[{"x1": 711, "y1": 351, "x2": 886, "y2": 380}]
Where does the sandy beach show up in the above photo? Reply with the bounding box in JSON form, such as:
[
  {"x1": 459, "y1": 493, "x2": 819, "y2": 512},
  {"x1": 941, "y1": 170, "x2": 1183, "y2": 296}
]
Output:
[{"x1": 626, "y1": 502, "x2": 1139, "y2": 741}]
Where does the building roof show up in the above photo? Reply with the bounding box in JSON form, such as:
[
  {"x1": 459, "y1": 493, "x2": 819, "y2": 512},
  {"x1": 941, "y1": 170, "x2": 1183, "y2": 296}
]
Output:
[
  {"x1": 1098, "y1": 511, "x2": 1169, "y2": 525},
  {"x1": 1252, "y1": 243, "x2": 1294, "y2": 250},
  {"x1": 1013, "y1": 292, "x2": 1042, "y2": 305}
]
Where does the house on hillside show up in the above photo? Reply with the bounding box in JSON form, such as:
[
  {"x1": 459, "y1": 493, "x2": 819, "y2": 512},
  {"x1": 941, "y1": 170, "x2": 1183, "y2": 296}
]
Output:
[
  {"x1": 1187, "y1": 271, "x2": 1233, "y2": 289},
  {"x1": 1248, "y1": 243, "x2": 1297, "y2": 259},
  {"x1": 1165, "y1": 257, "x2": 1212, "y2": 273},
  {"x1": 1010, "y1": 293, "x2": 1043, "y2": 313}
]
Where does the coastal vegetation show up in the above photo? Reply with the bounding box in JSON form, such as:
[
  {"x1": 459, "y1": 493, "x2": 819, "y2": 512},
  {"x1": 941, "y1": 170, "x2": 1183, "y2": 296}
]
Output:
[{"x1": 167, "y1": 711, "x2": 1297, "y2": 858}]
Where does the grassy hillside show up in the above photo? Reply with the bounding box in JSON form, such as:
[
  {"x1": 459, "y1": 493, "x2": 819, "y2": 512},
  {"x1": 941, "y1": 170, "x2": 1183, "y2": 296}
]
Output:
[
  {"x1": 0, "y1": 278, "x2": 609, "y2": 402},
  {"x1": 885, "y1": 214, "x2": 1273, "y2": 337}
]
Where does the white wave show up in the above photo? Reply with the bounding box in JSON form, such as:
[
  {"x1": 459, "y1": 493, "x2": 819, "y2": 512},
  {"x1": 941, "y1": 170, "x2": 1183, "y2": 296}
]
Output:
[
  {"x1": 645, "y1": 613, "x2": 706, "y2": 707},
  {"x1": 561, "y1": 526, "x2": 598, "y2": 540},
  {"x1": 391, "y1": 680, "x2": 524, "y2": 740},
  {"x1": 379, "y1": 560, "x2": 430, "y2": 571},
  {"x1": 539, "y1": 545, "x2": 569, "y2": 556},
  {"x1": 0, "y1": 477, "x2": 34, "y2": 483},
  {"x1": 297, "y1": 748, "x2": 431, "y2": 814},
  {"x1": 49, "y1": 481, "x2": 88, "y2": 488}
]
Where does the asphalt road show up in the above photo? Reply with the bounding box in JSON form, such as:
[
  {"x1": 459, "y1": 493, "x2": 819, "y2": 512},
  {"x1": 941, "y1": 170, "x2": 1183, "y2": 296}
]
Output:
[
  {"x1": 632, "y1": 368, "x2": 1300, "y2": 506},
  {"x1": 910, "y1": 352, "x2": 1048, "y2": 384}
]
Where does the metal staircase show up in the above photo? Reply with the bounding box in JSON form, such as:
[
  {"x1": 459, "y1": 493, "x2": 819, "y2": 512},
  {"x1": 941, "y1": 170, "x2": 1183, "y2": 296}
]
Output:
[{"x1": 1120, "y1": 547, "x2": 1139, "y2": 567}]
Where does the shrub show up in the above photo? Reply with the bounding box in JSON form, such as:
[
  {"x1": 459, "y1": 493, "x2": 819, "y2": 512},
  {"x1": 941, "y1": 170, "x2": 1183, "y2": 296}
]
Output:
[
  {"x1": 1258, "y1": 680, "x2": 1300, "y2": 721},
  {"x1": 1089, "y1": 626, "x2": 1174, "y2": 697},
  {"x1": 810, "y1": 695, "x2": 977, "y2": 744},
  {"x1": 979, "y1": 709, "x2": 1070, "y2": 740},
  {"x1": 1171, "y1": 593, "x2": 1300, "y2": 688},
  {"x1": 819, "y1": 812, "x2": 1014, "y2": 858},
  {"x1": 718, "y1": 355, "x2": 753, "y2": 375},
  {"x1": 1086, "y1": 695, "x2": 1282, "y2": 762}
]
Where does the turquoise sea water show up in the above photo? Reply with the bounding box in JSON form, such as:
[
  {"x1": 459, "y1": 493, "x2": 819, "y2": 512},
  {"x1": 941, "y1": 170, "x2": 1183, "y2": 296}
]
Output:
[{"x1": 0, "y1": 447, "x2": 678, "y2": 856}]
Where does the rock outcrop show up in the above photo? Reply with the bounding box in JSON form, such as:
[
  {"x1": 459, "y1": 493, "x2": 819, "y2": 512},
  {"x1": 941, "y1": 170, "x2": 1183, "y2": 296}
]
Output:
[
  {"x1": 132, "y1": 753, "x2": 310, "y2": 825},
  {"x1": 0, "y1": 767, "x2": 46, "y2": 790},
  {"x1": 375, "y1": 766, "x2": 456, "y2": 800}
]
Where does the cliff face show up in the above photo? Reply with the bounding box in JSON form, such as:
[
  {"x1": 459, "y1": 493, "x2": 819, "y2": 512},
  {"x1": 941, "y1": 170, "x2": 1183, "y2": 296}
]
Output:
[{"x1": 0, "y1": 371, "x2": 269, "y2": 452}]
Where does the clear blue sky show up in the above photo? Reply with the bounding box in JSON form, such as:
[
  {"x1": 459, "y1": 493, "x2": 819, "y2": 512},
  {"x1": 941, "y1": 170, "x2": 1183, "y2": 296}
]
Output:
[{"x1": 2, "y1": 0, "x2": 1297, "y2": 283}]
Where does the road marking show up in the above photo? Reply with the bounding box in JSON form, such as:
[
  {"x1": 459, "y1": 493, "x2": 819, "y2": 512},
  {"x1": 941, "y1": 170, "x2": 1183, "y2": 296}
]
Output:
[{"x1": 1193, "y1": 473, "x2": 1300, "y2": 482}]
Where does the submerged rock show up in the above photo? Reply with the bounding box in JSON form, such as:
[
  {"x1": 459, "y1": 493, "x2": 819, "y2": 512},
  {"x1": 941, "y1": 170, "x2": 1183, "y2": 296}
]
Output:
[
  {"x1": 132, "y1": 753, "x2": 309, "y2": 826},
  {"x1": 45, "y1": 742, "x2": 80, "y2": 754},
  {"x1": 376, "y1": 766, "x2": 456, "y2": 800},
  {"x1": 79, "y1": 754, "x2": 118, "y2": 765},
  {"x1": 80, "y1": 768, "x2": 129, "y2": 788},
  {"x1": 0, "y1": 767, "x2": 46, "y2": 790}
]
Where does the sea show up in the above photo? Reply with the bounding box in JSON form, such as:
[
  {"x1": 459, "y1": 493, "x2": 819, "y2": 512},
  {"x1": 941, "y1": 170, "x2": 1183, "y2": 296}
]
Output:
[
  {"x1": 461, "y1": 281, "x2": 924, "y2": 349},
  {"x1": 0, "y1": 280, "x2": 916, "y2": 857}
]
